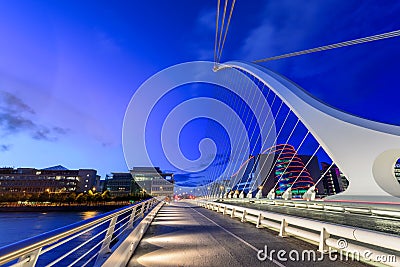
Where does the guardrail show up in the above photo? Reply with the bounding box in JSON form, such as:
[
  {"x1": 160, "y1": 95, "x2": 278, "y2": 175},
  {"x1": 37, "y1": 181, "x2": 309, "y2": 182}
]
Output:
[
  {"x1": 216, "y1": 198, "x2": 400, "y2": 218},
  {"x1": 196, "y1": 200, "x2": 400, "y2": 267},
  {"x1": 0, "y1": 198, "x2": 163, "y2": 267}
]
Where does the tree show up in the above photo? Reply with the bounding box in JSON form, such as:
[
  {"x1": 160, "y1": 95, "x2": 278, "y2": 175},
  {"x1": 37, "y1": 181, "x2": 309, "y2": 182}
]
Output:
[
  {"x1": 75, "y1": 193, "x2": 87, "y2": 204},
  {"x1": 101, "y1": 190, "x2": 111, "y2": 202},
  {"x1": 66, "y1": 192, "x2": 77, "y2": 204}
]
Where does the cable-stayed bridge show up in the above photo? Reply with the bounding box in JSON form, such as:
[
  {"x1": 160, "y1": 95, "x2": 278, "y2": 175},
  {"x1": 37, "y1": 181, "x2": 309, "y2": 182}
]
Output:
[{"x1": 2, "y1": 1, "x2": 400, "y2": 266}]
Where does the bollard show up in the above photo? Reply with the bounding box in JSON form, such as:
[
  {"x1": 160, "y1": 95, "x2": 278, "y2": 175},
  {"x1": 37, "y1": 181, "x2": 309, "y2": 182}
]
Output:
[
  {"x1": 318, "y1": 227, "x2": 330, "y2": 253},
  {"x1": 241, "y1": 210, "x2": 247, "y2": 222},
  {"x1": 279, "y1": 218, "x2": 288, "y2": 237},
  {"x1": 256, "y1": 213, "x2": 263, "y2": 228}
]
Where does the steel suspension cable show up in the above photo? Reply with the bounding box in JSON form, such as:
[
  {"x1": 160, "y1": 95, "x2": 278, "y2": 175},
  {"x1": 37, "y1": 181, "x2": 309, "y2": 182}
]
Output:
[
  {"x1": 217, "y1": 0, "x2": 237, "y2": 63},
  {"x1": 226, "y1": 72, "x2": 257, "y2": 194},
  {"x1": 207, "y1": 66, "x2": 231, "y2": 198},
  {"x1": 285, "y1": 144, "x2": 321, "y2": 193},
  {"x1": 227, "y1": 76, "x2": 261, "y2": 193},
  {"x1": 217, "y1": 0, "x2": 228, "y2": 64},
  {"x1": 253, "y1": 29, "x2": 400, "y2": 63},
  {"x1": 313, "y1": 161, "x2": 335, "y2": 188},
  {"x1": 213, "y1": 0, "x2": 221, "y2": 65},
  {"x1": 210, "y1": 67, "x2": 241, "y2": 197},
  {"x1": 210, "y1": 66, "x2": 243, "y2": 198},
  {"x1": 269, "y1": 131, "x2": 310, "y2": 193},
  {"x1": 245, "y1": 106, "x2": 292, "y2": 194},
  {"x1": 253, "y1": 118, "x2": 300, "y2": 193},
  {"x1": 238, "y1": 80, "x2": 268, "y2": 193}
]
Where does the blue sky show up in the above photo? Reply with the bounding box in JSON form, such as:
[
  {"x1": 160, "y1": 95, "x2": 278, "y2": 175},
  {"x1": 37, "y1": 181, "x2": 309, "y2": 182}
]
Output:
[{"x1": 0, "y1": 0, "x2": 400, "y2": 186}]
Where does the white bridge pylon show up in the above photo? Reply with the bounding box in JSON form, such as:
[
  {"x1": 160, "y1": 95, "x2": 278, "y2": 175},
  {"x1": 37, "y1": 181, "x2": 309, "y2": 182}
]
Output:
[{"x1": 219, "y1": 61, "x2": 400, "y2": 202}]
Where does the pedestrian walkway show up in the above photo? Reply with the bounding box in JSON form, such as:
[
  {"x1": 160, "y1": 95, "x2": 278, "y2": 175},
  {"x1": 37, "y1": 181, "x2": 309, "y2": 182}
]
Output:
[{"x1": 128, "y1": 201, "x2": 367, "y2": 267}]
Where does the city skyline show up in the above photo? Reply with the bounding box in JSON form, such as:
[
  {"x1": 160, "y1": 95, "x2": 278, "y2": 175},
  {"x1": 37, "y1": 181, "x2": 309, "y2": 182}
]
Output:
[{"x1": 1, "y1": 1, "x2": 400, "y2": 186}]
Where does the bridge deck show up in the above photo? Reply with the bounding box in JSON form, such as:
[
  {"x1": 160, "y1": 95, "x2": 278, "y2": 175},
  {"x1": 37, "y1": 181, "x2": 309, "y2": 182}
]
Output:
[{"x1": 128, "y1": 201, "x2": 367, "y2": 267}]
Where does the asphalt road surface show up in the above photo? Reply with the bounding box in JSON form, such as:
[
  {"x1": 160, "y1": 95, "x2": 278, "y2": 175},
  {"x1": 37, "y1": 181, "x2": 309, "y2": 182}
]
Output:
[{"x1": 128, "y1": 201, "x2": 368, "y2": 267}]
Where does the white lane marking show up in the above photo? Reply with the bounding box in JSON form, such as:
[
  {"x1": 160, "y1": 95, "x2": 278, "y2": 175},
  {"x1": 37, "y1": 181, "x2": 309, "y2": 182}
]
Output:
[{"x1": 188, "y1": 205, "x2": 286, "y2": 267}]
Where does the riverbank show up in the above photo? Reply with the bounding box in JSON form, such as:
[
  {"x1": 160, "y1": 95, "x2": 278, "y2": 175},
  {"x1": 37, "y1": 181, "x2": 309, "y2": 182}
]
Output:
[{"x1": 0, "y1": 202, "x2": 131, "y2": 212}]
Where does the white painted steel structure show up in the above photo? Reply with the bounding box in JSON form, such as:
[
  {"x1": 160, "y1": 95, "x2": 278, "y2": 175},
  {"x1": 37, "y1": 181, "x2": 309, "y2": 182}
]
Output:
[
  {"x1": 196, "y1": 200, "x2": 400, "y2": 266},
  {"x1": 217, "y1": 61, "x2": 400, "y2": 202},
  {"x1": 221, "y1": 198, "x2": 400, "y2": 218}
]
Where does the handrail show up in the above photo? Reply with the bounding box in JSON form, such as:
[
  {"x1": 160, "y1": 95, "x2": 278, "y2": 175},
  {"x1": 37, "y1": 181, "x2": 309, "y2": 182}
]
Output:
[
  {"x1": 217, "y1": 198, "x2": 400, "y2": 218},
  {"x1": 196, "y1": 200, "x2": 400, "y2": 266},
  {"x1": 0, "y1": 197, "x2": 161, "y2": 266}
]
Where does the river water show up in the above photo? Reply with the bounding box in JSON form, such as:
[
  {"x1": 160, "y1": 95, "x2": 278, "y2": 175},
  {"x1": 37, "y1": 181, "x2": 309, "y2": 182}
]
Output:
[{"x1": 0, "y1": 211, "x2": 103, "y2": 248}]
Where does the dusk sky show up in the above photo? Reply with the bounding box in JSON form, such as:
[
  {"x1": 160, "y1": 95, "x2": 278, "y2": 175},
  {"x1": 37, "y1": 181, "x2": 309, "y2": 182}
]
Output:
[{"x1": 1, "y1": 0, "x2": 400, "y2": 186}]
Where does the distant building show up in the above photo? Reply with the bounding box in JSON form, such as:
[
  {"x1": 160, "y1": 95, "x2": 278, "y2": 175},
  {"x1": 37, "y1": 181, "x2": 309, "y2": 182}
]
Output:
[
  {"x1": 130, "y1": 167, "x2": 174, "y2": 197},
  {"x1": 104, "y1": 172, "x2": 141, "y2": 197},
  {"x1": 95, "y1": 178, "x2": 105, "y2": 192},
  {"x1": 0, "y1": 165, "x2": 97, "y2": 195},
  {"x1": 231, "y1": 144, "x2": 318, "y2": 197},
  {"x1": 298, "y1": 155, "x2": 324, "y2": 194},
  {"x1": 320, "y1": 162, "x2": 348, "y2": 195},
  {"x1": 231, "y1": 156, "x2": 257, "y2": 193}
]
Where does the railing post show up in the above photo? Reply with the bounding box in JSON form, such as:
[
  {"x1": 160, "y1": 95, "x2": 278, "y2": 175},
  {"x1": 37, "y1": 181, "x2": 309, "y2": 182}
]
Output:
[
  {"x1": 241, "y1": 210, "x2": 247, "y2": 222},
  {"x1": 95, "y1": 216, "x2": 118, "y2": 264},
  {"x1": 279, "y1": 218, "x2": 288, "y2": 237},
  {"x1": 128, "y1": 206, "x2": 138, "y2": 229},
  {"x1": 223, "y1": 206, "x2": 227, "y2": 215},
  {"x1": 256, "y1": 213, "x2": 263, "y2": 228},
  {"x1": 17, "y1": 248, "x2": 41, "y2": 267},
  {"x1": 318, "y1": 227, "x2": 330, "y2": 253},
  {"x1": 231, "y1": 208, "x2": 235, "y2": 218},
  {"x1": 141, "y1": 202, "x2": 146, "y2": 218}
]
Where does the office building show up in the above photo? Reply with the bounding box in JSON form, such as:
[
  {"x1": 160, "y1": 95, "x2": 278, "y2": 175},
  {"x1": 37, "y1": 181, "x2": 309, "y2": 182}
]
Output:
[
  {"x1": 104, "y1": 172, "x2": 141, "y2": 197},
  {"x1": 0, "y1": 165, "x2": 97, "y2": 195},
  {"x1": 320, "y1": 162, "x2": 348, "y2": 195},
  {"x1": 130, "y1": 167, "x2": 174, "y2": 197}
]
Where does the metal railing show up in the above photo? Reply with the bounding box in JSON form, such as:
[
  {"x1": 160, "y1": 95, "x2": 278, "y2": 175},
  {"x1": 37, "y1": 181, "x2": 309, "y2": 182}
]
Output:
[
  {"x1": 196, "y1": 200, "x2": 400, "y2": 267},
  {"x1": 0, "y1": 198, "x2": 162, "y2": 267},
  {"x1": 217, "y1": 198, "x2": 400, "y2": 218}
]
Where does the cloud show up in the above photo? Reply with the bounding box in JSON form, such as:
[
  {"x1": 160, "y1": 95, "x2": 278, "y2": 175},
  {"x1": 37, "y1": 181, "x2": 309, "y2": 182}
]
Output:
[
  {"x1": 0, "y1": 144, "x2": 11, "y2": 152},
  {"x1": 1, "y1": 91, "x2": 35, "y2": 114},
  {"x1": 190, "y1": 8, "x2": 216, "y2": 61},
  {"x1": 238, "y1": 0, "x2": 331, "y2": 62},
  {"x1": 197, "y1": 9, "x2": 216, "y2": 31},
  {"x1": 0, "y1": 90, "x2": 69, "y2": 141}
]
